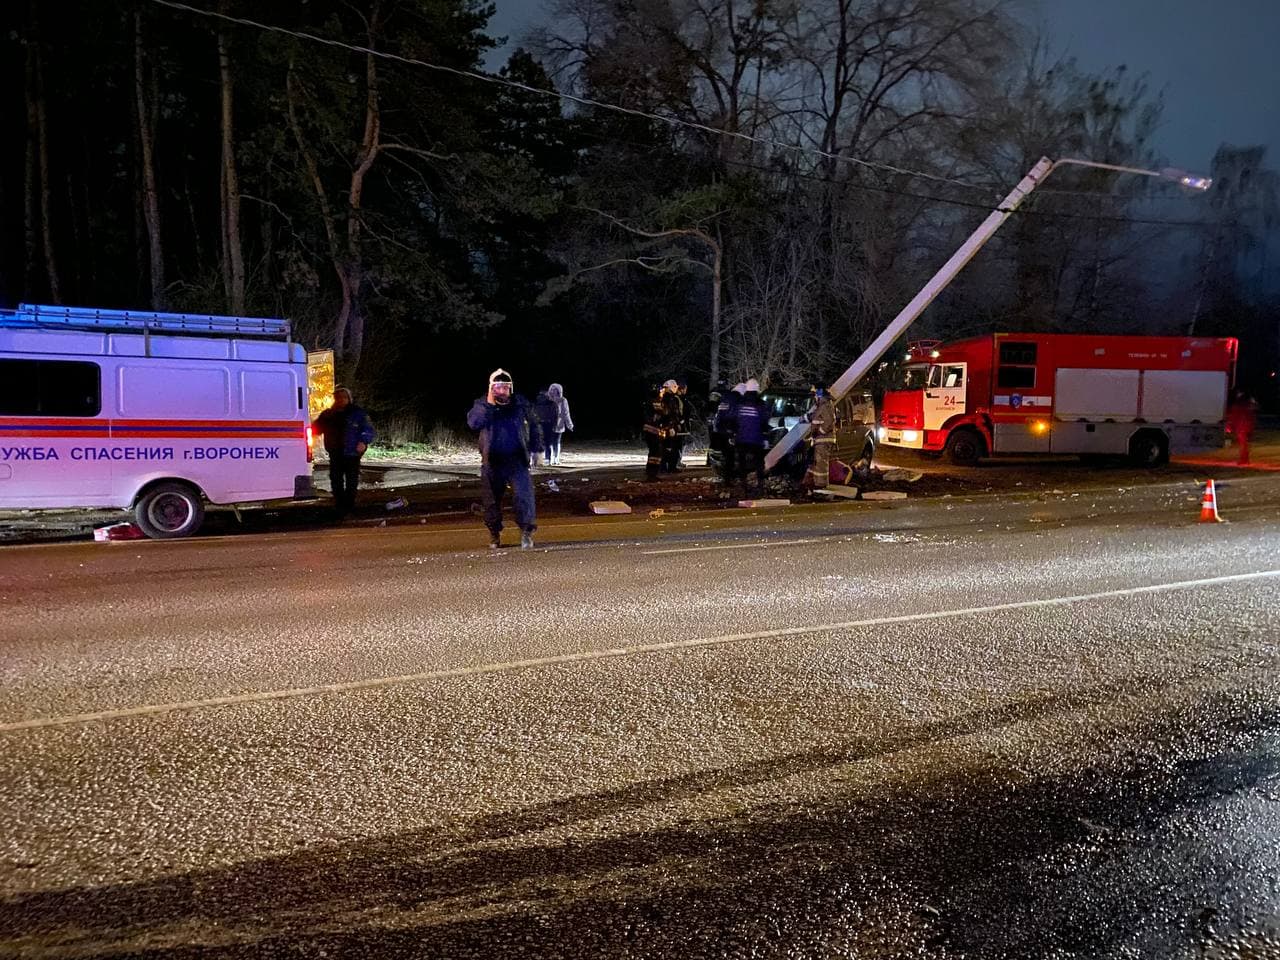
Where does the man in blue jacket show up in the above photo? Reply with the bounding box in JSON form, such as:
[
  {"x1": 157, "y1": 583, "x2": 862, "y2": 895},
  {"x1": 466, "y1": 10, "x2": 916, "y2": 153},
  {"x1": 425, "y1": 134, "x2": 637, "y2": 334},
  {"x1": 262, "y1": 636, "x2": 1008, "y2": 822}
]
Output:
[
  {"x1": 467, "y1": 369, "x2": 544, "y2": 549},
  {"x1": 731, "y1": 378, "x2": 770, "y2": 496},
  {"x1": 312, "y1": 386, "x2": 376, "y2": 518}
]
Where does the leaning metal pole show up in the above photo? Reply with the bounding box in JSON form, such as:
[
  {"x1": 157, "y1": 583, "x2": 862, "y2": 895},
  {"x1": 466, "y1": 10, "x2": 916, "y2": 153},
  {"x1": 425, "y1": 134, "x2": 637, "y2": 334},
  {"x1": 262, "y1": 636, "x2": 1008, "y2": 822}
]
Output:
[{"x1": 763, "y1": 156, "x2": 1056, "y2": 473}]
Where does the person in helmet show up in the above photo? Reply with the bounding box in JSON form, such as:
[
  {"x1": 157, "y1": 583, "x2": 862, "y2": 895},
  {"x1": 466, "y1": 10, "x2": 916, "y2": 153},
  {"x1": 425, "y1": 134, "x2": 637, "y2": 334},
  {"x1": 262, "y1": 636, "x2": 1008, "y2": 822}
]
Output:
[
  {"x1": 672, "y1": 378, "x2": 697, "y2": 470},
  {"x1": 466, "y1": 369, "x2": 544, "y2": 549},
  {"x1": 641, "y1": 383, "x2": 670, "y2": 480},
  {"x1": 731, "y1": 378, "x2": 770, "y2": 495},
  {"x1": 660, "y1": 379, "x2": 683, "y2": 472},
  {"x1": 806, "y1": 385, "x2": 836, "y2": 490}
]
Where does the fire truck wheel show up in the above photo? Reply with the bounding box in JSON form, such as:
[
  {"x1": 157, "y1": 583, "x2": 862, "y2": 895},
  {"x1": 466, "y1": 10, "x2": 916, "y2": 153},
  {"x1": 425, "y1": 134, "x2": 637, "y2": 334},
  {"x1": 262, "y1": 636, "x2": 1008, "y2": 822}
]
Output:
[
  {"x1": 945, "y1": 428, "x2": 985, "y2": 466},
  {"x1": 1128, "y1": 431, "x2": 1169, "y2": 468},
  {"x1": 134, "y1": 482, "x2": 206, "y2": 539}
]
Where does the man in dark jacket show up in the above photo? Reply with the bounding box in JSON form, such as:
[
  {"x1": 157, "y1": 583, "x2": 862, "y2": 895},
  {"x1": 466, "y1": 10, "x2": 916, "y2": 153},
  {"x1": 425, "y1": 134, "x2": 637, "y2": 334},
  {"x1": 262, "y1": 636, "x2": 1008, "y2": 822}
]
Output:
[
  {"x1": 533, "y1": 389, "x2": 557, "y2": 466},
  {"x1": 732, "y1": 378, "x2": 770, "y2": 495},
  {"x1": 312, "y1": 386, "x2": 375, "y2": 518},
  {"x1": 710, "y1": 382, "x2": 741, "y2": 481},
  {"x1": 467, "y1": 369, "x2": 544, "y2": 549}
]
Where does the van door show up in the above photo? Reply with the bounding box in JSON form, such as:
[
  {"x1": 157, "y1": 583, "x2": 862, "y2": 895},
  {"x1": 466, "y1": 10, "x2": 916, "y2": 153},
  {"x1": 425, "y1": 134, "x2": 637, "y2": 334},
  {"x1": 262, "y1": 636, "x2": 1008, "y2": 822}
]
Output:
[{"x1": 923, "y1": 363, "x2": 966, "y2": 431}]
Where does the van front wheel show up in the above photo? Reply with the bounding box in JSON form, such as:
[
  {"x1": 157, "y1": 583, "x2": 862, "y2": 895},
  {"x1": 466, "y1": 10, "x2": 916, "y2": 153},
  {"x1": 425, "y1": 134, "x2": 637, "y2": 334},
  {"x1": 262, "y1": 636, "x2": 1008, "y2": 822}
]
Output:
[{"x1": 135, "y1": 482, "x2": 205, "y2": 539}]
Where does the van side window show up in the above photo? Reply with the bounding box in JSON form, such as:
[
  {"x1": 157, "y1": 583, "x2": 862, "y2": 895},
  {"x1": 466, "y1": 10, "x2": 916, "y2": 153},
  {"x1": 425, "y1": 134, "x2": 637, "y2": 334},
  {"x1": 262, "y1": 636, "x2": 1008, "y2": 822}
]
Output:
[{"x1": 0, "y1": 359, "x2": 101, "y2": 417}]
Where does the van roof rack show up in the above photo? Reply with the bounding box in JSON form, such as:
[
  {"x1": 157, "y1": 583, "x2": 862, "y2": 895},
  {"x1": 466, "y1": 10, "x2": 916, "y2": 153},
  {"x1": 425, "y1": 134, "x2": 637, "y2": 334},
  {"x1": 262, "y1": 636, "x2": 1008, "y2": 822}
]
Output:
[{"x1": 4, "y1": 303, "x2": 292, "y2": 340}]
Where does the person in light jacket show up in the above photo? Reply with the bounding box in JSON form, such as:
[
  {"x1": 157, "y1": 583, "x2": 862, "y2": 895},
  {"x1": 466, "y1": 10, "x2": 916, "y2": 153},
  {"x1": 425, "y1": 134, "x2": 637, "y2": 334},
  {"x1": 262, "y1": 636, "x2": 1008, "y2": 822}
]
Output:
[{"x1": 545, "y1": 383, "x2": 574, "y2": 465}]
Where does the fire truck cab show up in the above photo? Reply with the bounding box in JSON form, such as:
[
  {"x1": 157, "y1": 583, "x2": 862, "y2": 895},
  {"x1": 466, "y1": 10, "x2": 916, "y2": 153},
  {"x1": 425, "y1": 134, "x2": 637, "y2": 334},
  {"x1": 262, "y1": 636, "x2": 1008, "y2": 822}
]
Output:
[
  {"x1": 879, "y1": 332, "x2": 1237, "y2": 466},
  {"x1": 0, "y1": 303, "x2": 315, "y2": 538}
]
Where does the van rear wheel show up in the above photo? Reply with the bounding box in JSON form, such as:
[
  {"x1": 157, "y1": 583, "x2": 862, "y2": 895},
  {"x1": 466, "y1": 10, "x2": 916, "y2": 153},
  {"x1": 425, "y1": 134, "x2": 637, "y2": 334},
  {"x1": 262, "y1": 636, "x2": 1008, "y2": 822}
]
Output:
[{"x1": 135, "y1": 482, "x2": 205, "y2": 539}]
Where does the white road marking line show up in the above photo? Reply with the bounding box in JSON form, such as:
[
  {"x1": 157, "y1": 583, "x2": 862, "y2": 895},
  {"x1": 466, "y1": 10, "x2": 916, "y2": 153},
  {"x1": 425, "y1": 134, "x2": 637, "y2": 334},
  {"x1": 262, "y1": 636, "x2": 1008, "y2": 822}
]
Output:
[
  {"x1": 3, "y1": 568, "x2": 1278, "y2": 733},
  {"x1": 643, "y1": 538, "x2": 816, "y2": 555}
]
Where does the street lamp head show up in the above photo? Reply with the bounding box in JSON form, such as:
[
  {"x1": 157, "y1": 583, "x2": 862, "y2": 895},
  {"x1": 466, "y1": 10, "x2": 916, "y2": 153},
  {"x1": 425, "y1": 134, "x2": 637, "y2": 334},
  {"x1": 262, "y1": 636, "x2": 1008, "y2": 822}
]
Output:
[{"x1": 1160, "y1": 167, "x2": 1212, "y2": 191}]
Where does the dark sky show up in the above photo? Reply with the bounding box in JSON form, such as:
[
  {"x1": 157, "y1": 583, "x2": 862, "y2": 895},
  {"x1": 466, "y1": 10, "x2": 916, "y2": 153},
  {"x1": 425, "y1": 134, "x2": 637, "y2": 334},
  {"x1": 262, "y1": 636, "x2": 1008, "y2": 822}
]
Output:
[
  {"x1": 485, "y1": 0, "x2": 1280, "y2": 175},
  {"x1": 1037, "y1": 0, "x2": 1280, "y2": 172}
]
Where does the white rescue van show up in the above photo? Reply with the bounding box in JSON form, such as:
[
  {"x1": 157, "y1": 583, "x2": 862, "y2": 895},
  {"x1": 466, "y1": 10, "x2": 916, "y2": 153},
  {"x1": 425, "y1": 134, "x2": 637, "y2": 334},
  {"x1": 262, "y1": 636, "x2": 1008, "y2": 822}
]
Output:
[{"x1": 0, "y1": 304, "x2": 315, "y2": 538}]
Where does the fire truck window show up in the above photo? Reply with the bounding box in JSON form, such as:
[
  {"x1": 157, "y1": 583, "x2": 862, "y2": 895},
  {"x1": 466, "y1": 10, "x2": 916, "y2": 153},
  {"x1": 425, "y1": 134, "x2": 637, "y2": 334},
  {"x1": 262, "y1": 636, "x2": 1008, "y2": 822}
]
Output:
[
  {"x1": 943, "y1": 366, "x2": 964, "y2": 388},
  {"x1": 892, "y1": 364, "x2": 927, "y2": 389},
  {"x1": 999, "y1": 342, "x2": 1037, "y2": 365},
  {"x1": 997, "y1": 366, "x2": 1036, "y2": 389},
  {"x1": 0, "y1": 359, "x2": 101, "y2": 417},
  {"x1": 926, "y1": 365, "x2": 942, "y2": 388}
]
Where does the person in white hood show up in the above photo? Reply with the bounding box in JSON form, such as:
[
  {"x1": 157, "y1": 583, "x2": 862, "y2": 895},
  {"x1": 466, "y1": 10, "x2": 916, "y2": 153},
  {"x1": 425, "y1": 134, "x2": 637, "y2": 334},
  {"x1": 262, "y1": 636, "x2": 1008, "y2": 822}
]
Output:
[{"x1": 545, "y1": 383, "x2": 574, "y2": 465}]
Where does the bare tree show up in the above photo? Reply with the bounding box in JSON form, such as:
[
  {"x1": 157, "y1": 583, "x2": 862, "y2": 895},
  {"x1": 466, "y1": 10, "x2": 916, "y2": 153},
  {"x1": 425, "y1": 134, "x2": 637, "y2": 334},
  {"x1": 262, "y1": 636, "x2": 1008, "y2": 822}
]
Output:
[
  {"x1": 134, "y1": 11, "x2": 164, "y2": 309},
  {"x1": 24, "y1": 1, "x2": 63, "y2": 304},
  {"x1": 218, "y1": 4, "x2": 245, "y2": 315},
  {"x1": 285, "y1": 0, "x2": 455, "y2": 372},
  {"x1": 560, "y1": 207, "x2": 724, "y2": 382},
  {"x1": 23, "y1": 23, "x2": 39, "y2": 298},
  {"x1": 285, "y1": 61, "x2": 348, "y2": 352}
]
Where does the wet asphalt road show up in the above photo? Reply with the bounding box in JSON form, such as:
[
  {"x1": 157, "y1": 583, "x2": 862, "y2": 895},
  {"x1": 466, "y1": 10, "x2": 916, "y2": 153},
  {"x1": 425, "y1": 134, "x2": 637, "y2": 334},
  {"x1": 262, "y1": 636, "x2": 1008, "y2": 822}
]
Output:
[{"x1": 2, "y1": 474, "x2": 1280, "y2": 958}]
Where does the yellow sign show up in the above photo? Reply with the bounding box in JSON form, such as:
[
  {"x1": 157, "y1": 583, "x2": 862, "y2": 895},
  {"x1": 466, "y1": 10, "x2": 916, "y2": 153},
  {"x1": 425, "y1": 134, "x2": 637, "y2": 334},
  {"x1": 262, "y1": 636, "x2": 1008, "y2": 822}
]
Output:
[{"x1": 307, "y1": 350, "x2": 335, "y2": 423}]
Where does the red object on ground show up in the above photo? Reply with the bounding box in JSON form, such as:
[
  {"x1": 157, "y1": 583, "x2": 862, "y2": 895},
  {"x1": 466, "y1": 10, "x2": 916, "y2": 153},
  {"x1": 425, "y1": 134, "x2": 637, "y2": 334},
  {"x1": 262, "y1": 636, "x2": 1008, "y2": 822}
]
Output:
[{"x1": 93, "y1": 522, "x2": 146, "y2": 542}]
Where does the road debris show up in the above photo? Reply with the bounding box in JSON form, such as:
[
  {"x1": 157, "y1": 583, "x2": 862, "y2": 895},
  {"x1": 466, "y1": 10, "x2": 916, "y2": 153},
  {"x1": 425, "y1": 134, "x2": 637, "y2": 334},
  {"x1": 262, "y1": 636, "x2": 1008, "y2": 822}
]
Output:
[
  {"x1": 589, "y1": 501, "x2": 632, "y2": 515},
  {"x1": 814, "y1": 484, "x2": 859, "y2": 499}
]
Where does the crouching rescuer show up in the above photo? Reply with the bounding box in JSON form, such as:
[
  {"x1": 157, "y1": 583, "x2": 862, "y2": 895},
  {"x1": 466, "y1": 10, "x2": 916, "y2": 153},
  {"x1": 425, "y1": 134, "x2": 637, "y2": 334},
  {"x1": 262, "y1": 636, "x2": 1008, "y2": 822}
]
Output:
[{"x1": 467, "y1": 369, "x2": 544, "y2": 549}]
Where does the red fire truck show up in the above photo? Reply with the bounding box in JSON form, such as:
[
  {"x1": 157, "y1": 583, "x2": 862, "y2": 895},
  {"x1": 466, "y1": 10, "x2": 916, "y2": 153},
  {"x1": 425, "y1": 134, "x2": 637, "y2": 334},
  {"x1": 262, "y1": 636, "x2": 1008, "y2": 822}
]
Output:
[{"x1": 879, "y1": 332, "x2": 1238, "y2": 465}]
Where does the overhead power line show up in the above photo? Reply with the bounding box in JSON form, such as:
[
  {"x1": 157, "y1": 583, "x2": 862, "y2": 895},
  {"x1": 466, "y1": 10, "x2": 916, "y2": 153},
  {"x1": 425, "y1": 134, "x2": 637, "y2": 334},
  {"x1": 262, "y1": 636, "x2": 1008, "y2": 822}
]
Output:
[
  {"x1": 146, "y1": 0, "x2": 997, "y2": 193},
  {"x1": 147, "y1": 0, "x2": 1212, "y2": 229}
]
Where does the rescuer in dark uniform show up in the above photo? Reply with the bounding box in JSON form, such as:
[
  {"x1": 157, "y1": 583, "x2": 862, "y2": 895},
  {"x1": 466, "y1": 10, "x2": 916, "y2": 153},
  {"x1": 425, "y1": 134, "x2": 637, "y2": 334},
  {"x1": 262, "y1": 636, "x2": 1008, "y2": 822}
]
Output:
[
  {"x1": 806, "y1": 385, "x2": 836, "y2": 490},
  {"x1": 642, "y1": 383, "x2": 670, "y2": 480},
  {"x1": 672, "y1": 378, "x2": 696, "y2": 470},
  {"x1": 659, "y1": 379, "x2": 684, "y2": 472}
]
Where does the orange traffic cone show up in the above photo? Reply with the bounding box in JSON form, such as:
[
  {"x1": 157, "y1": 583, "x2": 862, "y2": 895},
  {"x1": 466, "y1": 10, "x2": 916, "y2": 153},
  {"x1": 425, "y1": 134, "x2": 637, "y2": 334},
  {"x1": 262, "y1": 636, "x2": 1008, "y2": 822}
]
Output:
[{"x1": 1198, "y1": 479, "x2": 1223, "y2": 523}]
